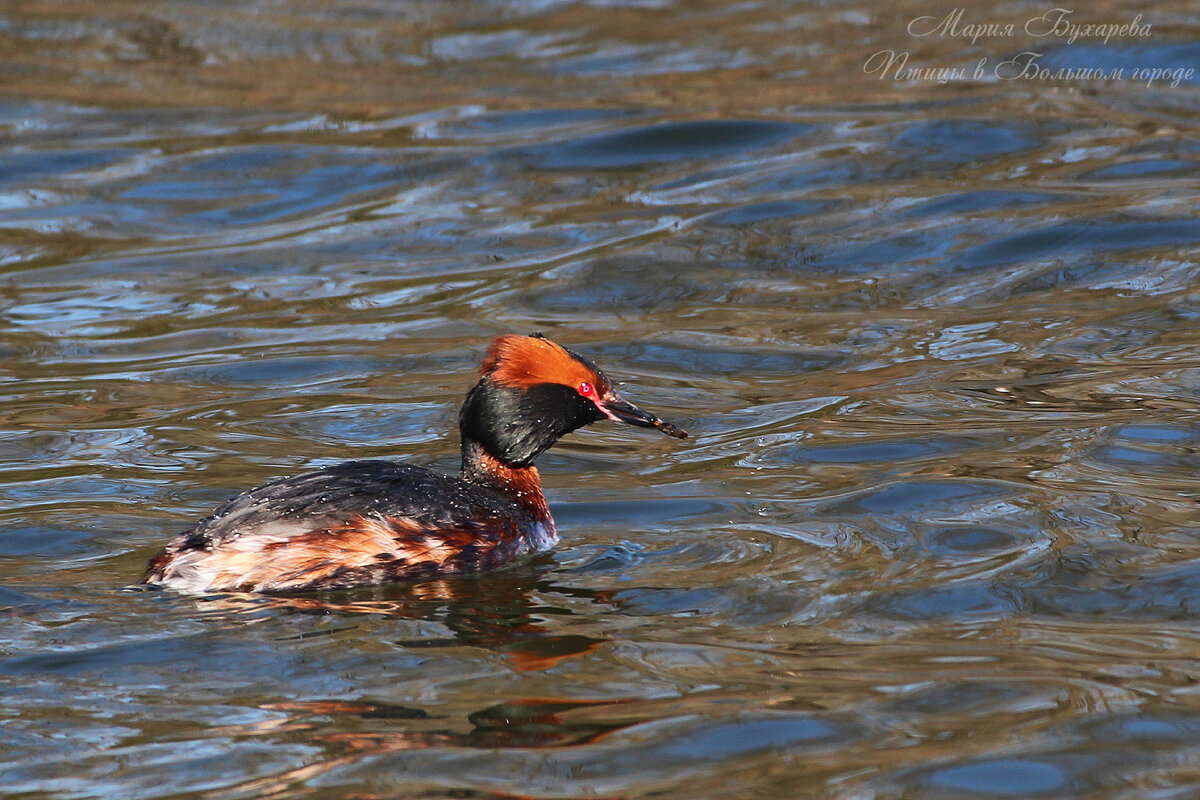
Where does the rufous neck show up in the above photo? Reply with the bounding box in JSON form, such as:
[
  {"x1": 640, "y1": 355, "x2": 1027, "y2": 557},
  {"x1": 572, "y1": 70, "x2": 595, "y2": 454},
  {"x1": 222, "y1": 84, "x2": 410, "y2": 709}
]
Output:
[{"x1": 460, "y1": 438, "x2": 550, "y2": 522}]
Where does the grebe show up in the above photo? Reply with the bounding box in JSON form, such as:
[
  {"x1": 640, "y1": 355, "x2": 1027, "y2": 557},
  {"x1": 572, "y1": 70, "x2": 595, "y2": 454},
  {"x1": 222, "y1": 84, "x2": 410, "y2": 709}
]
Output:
[{"x1": 142, "y1": 334, "x2": 687, "y2": 594}]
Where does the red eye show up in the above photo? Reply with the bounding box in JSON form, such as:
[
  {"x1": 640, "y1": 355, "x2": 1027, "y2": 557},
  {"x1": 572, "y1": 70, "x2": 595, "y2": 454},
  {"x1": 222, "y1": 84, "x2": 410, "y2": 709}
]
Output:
[{"x1": 578, "y1": 381, "x2": 593, "y2": 397}]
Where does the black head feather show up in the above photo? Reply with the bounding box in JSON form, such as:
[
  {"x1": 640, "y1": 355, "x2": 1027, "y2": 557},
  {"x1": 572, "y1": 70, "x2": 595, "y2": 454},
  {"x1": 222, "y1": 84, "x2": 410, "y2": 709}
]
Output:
[{"x1": 459, "y1": 378, "x2": 604, "y2": 467}]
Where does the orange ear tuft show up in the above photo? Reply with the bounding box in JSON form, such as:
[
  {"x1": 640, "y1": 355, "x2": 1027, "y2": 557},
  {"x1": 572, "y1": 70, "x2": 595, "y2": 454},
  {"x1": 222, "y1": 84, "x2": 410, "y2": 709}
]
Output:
[{"x1": 481, "y1": 335, "x2": 604, "y2": 391}]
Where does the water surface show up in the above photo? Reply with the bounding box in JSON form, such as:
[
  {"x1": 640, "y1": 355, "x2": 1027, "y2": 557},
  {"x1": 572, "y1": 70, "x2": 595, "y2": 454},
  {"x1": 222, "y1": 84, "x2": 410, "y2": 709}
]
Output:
[{"x1": 4, "y1": 2, "x2": 1200, "y2": 798}]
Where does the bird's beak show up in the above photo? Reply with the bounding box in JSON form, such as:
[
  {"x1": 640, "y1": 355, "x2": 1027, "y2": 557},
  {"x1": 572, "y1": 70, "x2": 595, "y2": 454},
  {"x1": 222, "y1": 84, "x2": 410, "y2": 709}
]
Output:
[{"x1": 595, "y1": 393, "x2": 688, "y2": 439}]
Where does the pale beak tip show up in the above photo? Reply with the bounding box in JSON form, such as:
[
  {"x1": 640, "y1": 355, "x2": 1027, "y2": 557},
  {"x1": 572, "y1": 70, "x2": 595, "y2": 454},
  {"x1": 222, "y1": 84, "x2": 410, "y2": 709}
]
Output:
[{"x1": 654, "y1": 419, "x2": 688, "y2": 439}]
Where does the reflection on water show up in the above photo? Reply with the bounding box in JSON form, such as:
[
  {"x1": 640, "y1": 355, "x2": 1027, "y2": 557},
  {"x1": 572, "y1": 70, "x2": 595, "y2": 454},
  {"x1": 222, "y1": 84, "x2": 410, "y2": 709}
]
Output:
[{"x1": 5, "y1": 0, "x2": 1200, "y2": 797}]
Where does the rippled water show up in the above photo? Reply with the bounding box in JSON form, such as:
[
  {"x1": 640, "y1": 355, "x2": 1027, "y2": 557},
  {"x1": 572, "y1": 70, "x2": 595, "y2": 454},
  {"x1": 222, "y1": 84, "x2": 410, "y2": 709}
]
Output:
[{"x1": 5, "y1": 1, "x2": 1200, "y2": 797}]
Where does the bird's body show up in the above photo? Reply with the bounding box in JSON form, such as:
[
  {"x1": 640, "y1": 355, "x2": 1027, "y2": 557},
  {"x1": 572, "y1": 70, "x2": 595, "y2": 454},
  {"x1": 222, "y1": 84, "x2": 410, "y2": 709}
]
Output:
[{"x1": 142, "y1": 334, "x2": 686, "y2": 594}]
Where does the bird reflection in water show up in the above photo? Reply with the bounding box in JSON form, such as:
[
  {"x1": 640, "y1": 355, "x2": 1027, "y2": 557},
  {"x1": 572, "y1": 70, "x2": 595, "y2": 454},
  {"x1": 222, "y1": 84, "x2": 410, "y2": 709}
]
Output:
[
  {"x1": 189, "y1": 558, "x2": 610, "y2": 672},
  {"x1": 216, "y1": 693, "x2": 638, "y2": 799},
  {"x1": 199, "y1": 564, "x2": 634, "y2": 797}
]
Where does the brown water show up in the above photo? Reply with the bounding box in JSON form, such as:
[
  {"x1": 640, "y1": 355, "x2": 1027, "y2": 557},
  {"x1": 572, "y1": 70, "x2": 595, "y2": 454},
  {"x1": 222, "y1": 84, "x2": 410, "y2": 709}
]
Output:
[{"x1": 5, "y1": 2, "x2": 1200, "y2": 798}]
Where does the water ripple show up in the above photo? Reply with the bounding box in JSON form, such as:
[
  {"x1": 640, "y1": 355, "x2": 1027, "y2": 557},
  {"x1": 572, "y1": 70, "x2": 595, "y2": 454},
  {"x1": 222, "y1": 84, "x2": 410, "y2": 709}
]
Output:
[{"x1": 5, "y1": 1, "x2": 1200, "y2": 798}]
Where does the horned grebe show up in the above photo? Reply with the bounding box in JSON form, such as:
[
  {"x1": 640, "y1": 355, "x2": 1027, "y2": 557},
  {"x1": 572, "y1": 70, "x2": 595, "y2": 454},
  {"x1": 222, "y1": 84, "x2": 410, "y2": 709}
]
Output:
[{"x1": 142, "y1": 334, "x2": 687, "y2": 594}]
